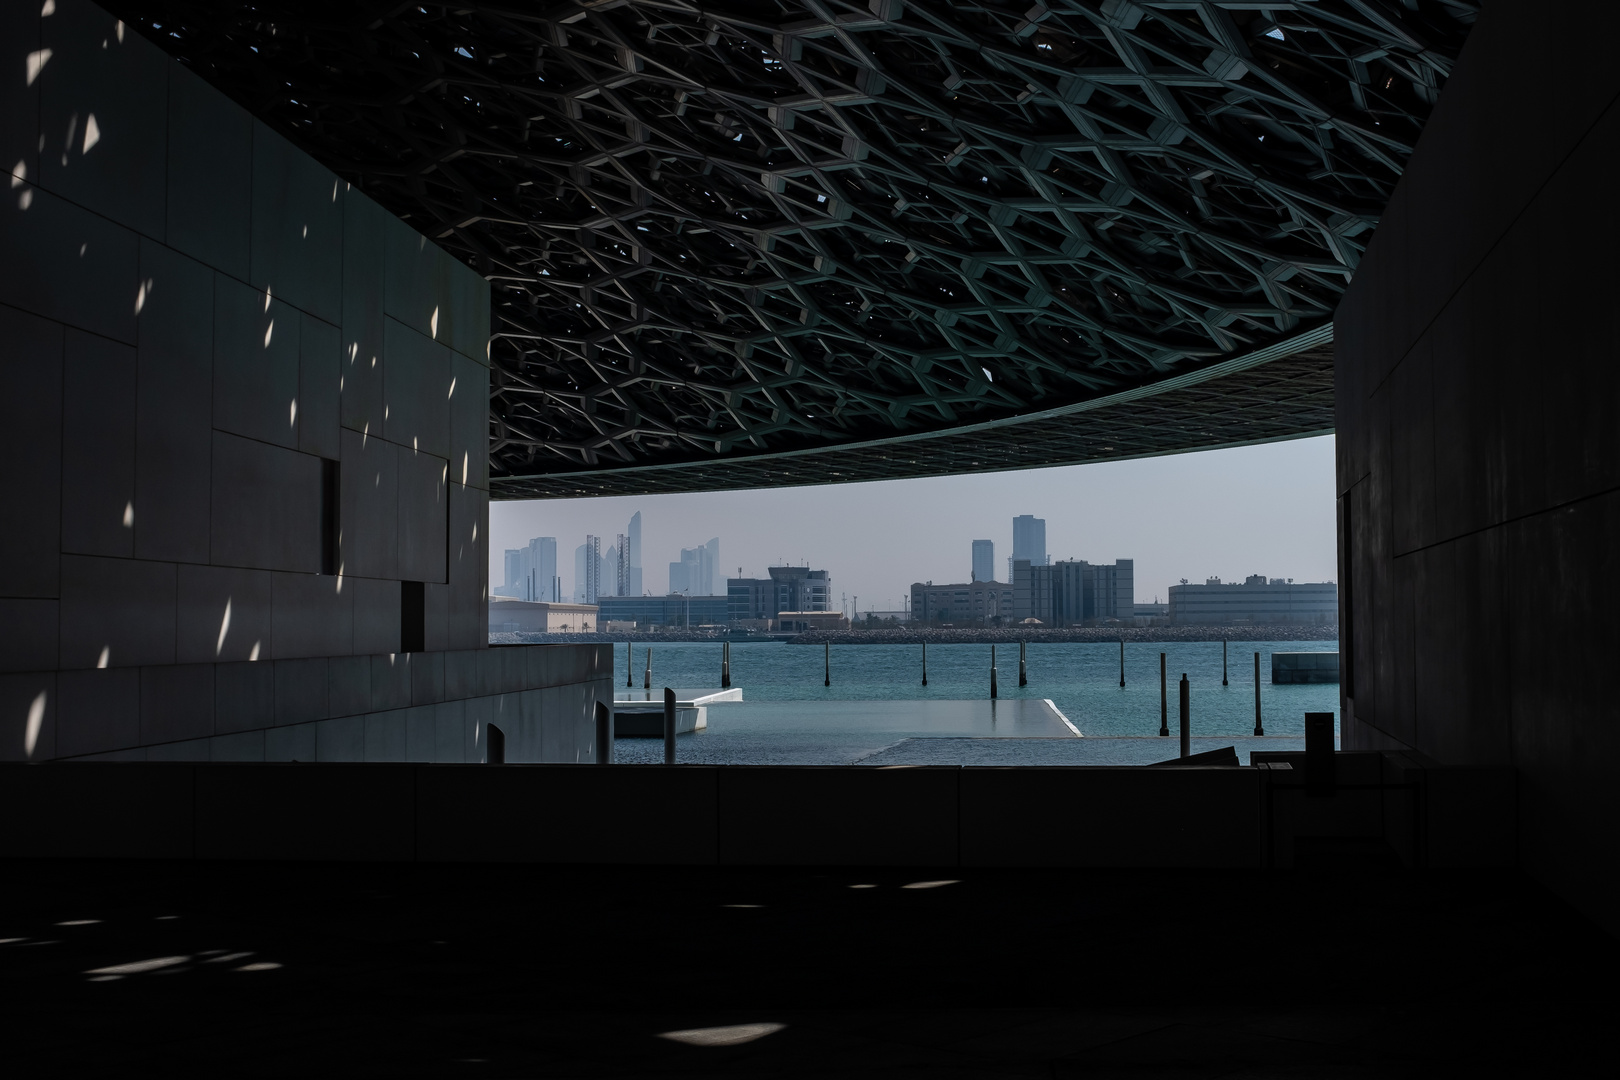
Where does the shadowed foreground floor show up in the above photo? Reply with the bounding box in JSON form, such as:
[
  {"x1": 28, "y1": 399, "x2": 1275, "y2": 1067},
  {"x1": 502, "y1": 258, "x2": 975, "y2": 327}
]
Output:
[{"x1": 0, "y1": 859, "x2": 1611, "y2": 1076}]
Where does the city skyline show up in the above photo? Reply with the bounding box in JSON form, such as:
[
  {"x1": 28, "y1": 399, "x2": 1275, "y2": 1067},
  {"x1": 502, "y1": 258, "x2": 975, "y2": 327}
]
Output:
[{"x1": 490, "y1": 435, "x2": 1338, "y2": 609}]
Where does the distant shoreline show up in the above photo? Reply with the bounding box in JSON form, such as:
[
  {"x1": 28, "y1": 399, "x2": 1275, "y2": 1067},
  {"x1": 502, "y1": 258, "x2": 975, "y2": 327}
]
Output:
[{"x1": 491, "y1": 625, "x2": 1338, "y2": 646}]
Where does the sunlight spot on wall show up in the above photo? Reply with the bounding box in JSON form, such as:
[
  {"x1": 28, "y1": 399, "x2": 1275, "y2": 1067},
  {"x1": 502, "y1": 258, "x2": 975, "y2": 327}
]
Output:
[
  {"x1": 85, "y1": 956, "x2": 187, "y2": 977},
  {"x1": 339, "y1": 375, "x2": 344, "y2": 391},
  {"x1": 461, "y1": 452, "x2": 468, "y2": 485},
  {"x1": 430, "y1": 306, "x2": 439, "y2": 337},
  {"x1": 264, "y1": 319, "x2": 273, "y2": 348},
  {"x1": 335, "y1": 565, "x2": 344, "y2": 595},
  {"x1": 658, "y1": 1023, "x2": 784, "y2": 1047},
  {"x1": 236, "y1": 961, "x2": 282, "y2": 971},
  {"x1": 25, "y1": 49, "x2": 51, "y2": 86},
  {"x1": 18, "y1": 189, "x2": 31, "y2": 210},
  {"x1": 348, "y1": 342, "x2": 357, "y2": 364},
  {"x1": 133, "y1": 277, "x2": 152, "y2": 315},
  {"x1": 215, "y1": 598, "x2": 232, "y2": 656},
  {"x1": 248, "y1": 641, "x2": 261, "y2": 661},
  {"x1": 56, "y1": 919, "x2": 99, "y2": 926},
  {"x1": 82, "y1": 113, "x2": 100, "y2": 154},
  {"x1": 331, "y1": 179, "x2": 339, "y2": 202},
  {"x1": 96, "y1": 647, "x2": 110, "y2": 669},
  {"x1": 471, "y1": 523, "x2": 477, "y2": 541},
  {"x1": 901, "y1": 879, "x2": 960, "y2": 890},
  {"x1": 9, "y1": 161, "x2": 24, "y2": 186},
  {"x1": 384, "y1": 405, "x2": 389, "y2": 420},
  {"x1": 447, "y1": 376, "x2": 456, "y2": 399},
  {"x1": 41, "y1": 0, "x2": 55, "y2": 15},
  {"x1": 24, "y1": 692, "x2": 45, "y2": 758},
  {"x1": 78, "y1": 242, "x2": 85, "y2": 256},
  {"x1": 301, "y1": 224, "x2": 307, "y2": 239},
  {"x1": 62, "y1": 113, "x2": 77, "y2": 165},
  {"x1": 362, "y1": 422, "x2": 369, "y2": 446},
  {"x1": 289, "y1": 399, "x2": 298, "y2": 427},
  {"x1": 370, "y1": 354, "x2": 376, "y2": 368},
  {"x1": 122, "y1": 501, "x2": 133, "y2": 528},
  {"x1": 116, "y1": 20, "x2": 124, "y2": 43}
]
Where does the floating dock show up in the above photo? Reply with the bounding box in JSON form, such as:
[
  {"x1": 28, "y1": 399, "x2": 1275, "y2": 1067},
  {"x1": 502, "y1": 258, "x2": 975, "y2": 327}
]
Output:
[{"x1": 613, "y1": 688, "x2": 742, "y2": 737}]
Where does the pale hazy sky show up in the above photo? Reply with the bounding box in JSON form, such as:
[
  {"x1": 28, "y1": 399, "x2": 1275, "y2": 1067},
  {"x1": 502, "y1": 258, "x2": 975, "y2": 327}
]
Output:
[{"x1": 490, "y1": 434, "x2": 1338, "y2": 612}]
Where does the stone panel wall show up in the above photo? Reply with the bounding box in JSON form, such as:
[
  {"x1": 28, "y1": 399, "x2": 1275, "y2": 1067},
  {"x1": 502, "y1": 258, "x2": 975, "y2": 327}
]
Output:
[
  {"x1": 1334, "y1": 0, "x2": 1620, "y2": 931},
  {"x1": 0, "y1": 1, "x2": 519, "y2": 761}
]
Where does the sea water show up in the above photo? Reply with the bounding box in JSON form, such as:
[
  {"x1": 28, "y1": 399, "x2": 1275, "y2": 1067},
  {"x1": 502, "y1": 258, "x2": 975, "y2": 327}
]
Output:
[{"x1": 605, "y1": 640, "x2": 1339, "y2": 765}]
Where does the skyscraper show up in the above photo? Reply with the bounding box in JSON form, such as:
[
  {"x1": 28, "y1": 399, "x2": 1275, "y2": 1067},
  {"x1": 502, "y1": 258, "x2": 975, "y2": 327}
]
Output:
[
  {"x1": 972, "y1": 539, "x2": 994, "y2": 582},
  {"x1": 627, "y1": 511, "x2": 643, "y2": 596},
  {"x1": 615, "y1": 533, "x2": 630, "y2": 596},
  {"x1": 1011, "y1": 515, "x2": 1047, "y2": 580},
  {"x1": 668, "y1": 537, "x2": 721, "y2": 594},
  {"x1": 580, "y1": 535, "x2": 602, "y2": 603}
]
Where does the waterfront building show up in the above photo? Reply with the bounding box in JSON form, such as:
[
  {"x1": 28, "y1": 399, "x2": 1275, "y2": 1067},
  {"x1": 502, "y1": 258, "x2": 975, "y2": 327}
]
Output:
[
  {"x1": 910, "y1": 579, "x2": 1014, "y2": 625},
  {"x1": 1167, "y1": 576, "x2": 1337, "y2": 625},
  {"x1": 1011, "y1": 558, "x2": 1135, "y2": 625},
  {"x1": 971, "y1": 540, "x2": 994, "y2": 582},
  {"x1": 728, "y1": 566, "x2": 833, "y2": 624},
  {"x1": 487, "y1": 598, "x2": 598, "y2": 633},
  {"x1": 576, "y1": 535, "x2": 603, "y2": 604},
  {"x1": 1010, "y1": 515, "x2": 1047, "y2": 584},
  {"x1": 777, "y1": 611, "x2": 849, "y2": 632},
  {"x1": 596, "y1": 594, "x2": 729, "y2": 628}
]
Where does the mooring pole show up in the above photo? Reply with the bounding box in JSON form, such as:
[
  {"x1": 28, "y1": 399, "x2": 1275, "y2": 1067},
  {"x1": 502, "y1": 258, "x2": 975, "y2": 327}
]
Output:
[
  {"x1": 1159, "y1": 652, "x2": 1168, "y2": 736},
  {"x1": 1119, "y1": 639, "x2": 1125, "y2": 688},
  {"x1": 594, "y1": 700, "x2": 612, "y2": 765},
  {"x1": 1180, "y1": 673, "x2": 1190, "y2": 758},
  {"x1": 921, "y1": 641, "x2": 928, "y2": 686},
  {"x1": 1222, "y1": 639, "x2": 1228, "y2": 687},
  {"x1": 663, "y1": 687, "x2": 676, "y2": 765},
  {"x1": 990, "y1": 644, "x2": 998, "y2": 699},
  {"x1": 824, "y1": 641, "x2": 830, "y2": 687},
  {"x1": 1019, "y1": 640, "x2": 1028, "y2": 687},
  {"x1": 721, "y1": 640, "x2": 730, "y2": 689},
  {"x1": 626, "y1": 644, "x2": 633, "y2": 688},
  {"x1": 1253, "y1": 652, "x2": 1264, "y2": 736},
  {"x1": 644, "y1": 646, "x2": 651, "y2": 690}
]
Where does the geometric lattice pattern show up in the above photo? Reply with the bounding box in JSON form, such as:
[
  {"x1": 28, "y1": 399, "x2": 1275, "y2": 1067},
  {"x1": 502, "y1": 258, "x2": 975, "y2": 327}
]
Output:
[{"x1": 110, "y1": 1, "x2": 1473, "y2": 496}]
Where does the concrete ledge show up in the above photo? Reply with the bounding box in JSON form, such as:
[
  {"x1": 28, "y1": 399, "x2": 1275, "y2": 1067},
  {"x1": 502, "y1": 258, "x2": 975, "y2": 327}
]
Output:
[
  {"x1": 962, "y1": 767, "x2": 1262, "y2": 868},
  {"x1": 194, "y1": 764, "x2": 416, "y2": 862},
  {"x1": 417, "y1": 765, "x2": 718, "y2": 865},
  {"x1": 0, "y1": 759, "x2": 1515, "y2": 868},
  {"x1": 0, "y1": 763, "x2": 194, "y2": 859},
  {"x1": 718, "y1": 766, "x2": 959, "y2": 866}
]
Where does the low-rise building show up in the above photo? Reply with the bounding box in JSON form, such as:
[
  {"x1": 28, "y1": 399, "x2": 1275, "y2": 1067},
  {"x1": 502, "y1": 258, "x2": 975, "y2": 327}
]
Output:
[
  {"x1": 596, "y1": 594, "x2": 730, "y2": 629},
  {"x1": 777, "y1": 611, "x2": 849, "y2": 632},
  {"x1": 909, "y1": 580, "x2": 1015, "y2": 625},
  {"x1": 1167, "y1": 576, "x2": 1338, "y2": 625},
  {"x1": 487, "y1": 598, "x2": 598, "y2": 633}
]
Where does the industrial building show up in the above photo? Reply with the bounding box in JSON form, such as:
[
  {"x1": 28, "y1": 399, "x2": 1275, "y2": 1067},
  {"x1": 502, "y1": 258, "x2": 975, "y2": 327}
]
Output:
[
  {"x1": 727, "y1": 566, "x2": 833, "y2": 626},
  {"x1": 1167, "y1": 576, "x2": 1338, "y2": 625},
  {"x1": 1011, "y1": 559, "x2": 1136, "y2": 626},
  {"x1": 487, "y1": 598, "x2": 599, "y2": 634},
  {"x1": 595, "y1": 594, "x2": 729, "y2": 630},
  {"x1": 909, "y1": 580, "x2": 1015, "y2": 626}
]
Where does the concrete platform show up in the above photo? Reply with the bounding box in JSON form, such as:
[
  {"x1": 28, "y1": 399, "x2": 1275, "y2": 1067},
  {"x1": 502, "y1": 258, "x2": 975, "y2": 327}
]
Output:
[{"x1": 612, "y1": 688, "x2": 743, "y2": 736}]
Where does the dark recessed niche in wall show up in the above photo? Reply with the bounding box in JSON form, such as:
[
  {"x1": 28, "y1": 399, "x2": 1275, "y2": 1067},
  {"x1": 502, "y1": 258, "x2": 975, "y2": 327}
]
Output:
[
  {"x1": 401, "y1": 580, "x2": 425, "y2": 654},
  {"x1": 321, "y1": 459, "x2": 340, "y2": 576}
]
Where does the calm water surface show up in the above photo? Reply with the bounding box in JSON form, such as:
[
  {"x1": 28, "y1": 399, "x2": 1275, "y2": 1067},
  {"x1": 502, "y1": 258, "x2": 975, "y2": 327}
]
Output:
[{"x1": 607, "y1": 640, "x2": 1339, "y2": 764}]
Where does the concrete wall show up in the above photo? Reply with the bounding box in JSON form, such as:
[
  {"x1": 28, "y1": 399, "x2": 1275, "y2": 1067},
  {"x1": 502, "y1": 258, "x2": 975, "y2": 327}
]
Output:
[
  {"x1": 1334, "y1": 0, "x2": 1620, "y2": 930},
  {"x1": 0, "y1": 754, "x2": 1512, "y2": 867},
  {"x1": 0, "y1": 0, "x2": 514, "y2": 760}
]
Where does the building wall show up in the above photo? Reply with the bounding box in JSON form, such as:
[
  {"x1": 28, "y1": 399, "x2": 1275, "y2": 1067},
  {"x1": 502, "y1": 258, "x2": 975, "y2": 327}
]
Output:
[
  {"x1": 487, "y1": 601, "x2": 599, "y2": 634},
  {"x1": 0, "y1": 1, "x2": 573, "y2": 761},
  {"x1": 1333, "y1": 0, "x2": 1620, "y2": 929},
  {"x1": 1167, "y1": 582, "x2": 1337, "y2": 625},
  {"x1": 911, "y1": 581, "x2": 1014, "y2": 625}
]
